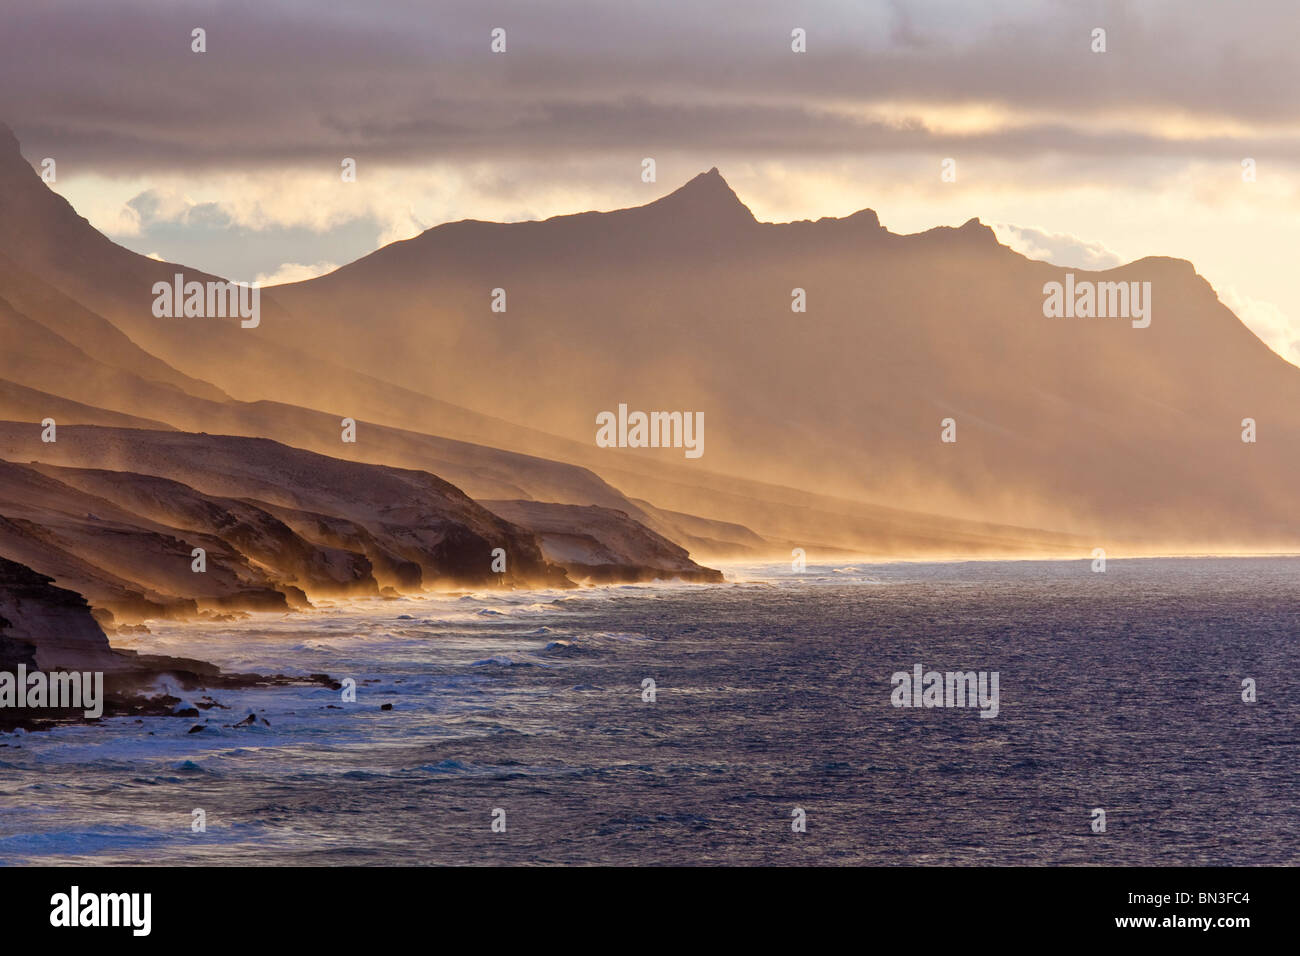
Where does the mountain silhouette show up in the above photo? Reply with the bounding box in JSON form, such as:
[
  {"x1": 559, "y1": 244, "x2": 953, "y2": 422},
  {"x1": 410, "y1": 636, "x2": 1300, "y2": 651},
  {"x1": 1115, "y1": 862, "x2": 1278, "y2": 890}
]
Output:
[
  {"x1": 2, "y1": 122, "x2": 1297, "y2": 555},
  {"x1": 257, "y1": 167, "x2": 1300, "y2": 549}
]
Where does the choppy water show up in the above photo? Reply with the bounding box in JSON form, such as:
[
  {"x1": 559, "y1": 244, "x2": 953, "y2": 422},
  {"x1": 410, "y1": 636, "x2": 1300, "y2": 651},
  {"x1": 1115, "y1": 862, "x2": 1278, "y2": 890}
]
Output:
[{"x1": 1, "y1": 558, "x2": 1296, "y2": 865}]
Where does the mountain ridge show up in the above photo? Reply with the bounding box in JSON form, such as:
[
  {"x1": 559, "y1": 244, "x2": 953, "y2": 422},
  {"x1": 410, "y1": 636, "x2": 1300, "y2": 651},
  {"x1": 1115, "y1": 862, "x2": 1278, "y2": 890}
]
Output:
[{"x1": 4, "y1": 123, "x2": 1297, "y2": 554}]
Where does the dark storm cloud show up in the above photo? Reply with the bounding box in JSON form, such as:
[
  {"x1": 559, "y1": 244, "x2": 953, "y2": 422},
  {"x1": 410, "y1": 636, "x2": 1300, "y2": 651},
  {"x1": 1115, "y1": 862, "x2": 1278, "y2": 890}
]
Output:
[{"x1": 0, "y1": 0, "x2": 1296, "y2": 171}]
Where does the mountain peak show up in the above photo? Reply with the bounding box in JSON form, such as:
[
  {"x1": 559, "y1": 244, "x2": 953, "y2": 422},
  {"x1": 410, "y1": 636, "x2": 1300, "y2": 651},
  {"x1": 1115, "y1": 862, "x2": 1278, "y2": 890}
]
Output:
[
  {"x1": 645, "y1": 168, "x2": 756, "y2": 224},
  {"x1": 958, "y1": 216, "x2": 1001, "y2": 245}
]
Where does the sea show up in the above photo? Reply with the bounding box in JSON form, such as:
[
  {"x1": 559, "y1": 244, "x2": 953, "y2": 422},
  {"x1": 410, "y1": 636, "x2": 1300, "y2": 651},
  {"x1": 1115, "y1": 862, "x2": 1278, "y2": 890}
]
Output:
[{"x1": 1, "y1": 558, "x2": 1296, "y2": 865}]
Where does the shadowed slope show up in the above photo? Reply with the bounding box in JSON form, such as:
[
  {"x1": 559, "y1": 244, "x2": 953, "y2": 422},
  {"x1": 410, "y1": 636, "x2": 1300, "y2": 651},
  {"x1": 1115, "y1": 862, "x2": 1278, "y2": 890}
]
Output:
[{"x1": 0, "y1": 422, "x2": 571, "y2": 594}]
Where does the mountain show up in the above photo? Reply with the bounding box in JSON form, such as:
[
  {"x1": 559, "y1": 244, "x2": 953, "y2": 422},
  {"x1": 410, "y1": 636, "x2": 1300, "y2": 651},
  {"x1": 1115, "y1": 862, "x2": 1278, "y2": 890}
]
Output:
[
  {"x1": 0, "y1": 124, "x2": 595, "y2": 456},
  {"x1": 260, "y1": 166, "x2": 1300, "y2": 550},
  {"x1": 4, "y1": 121, "x2": 1295, "y2": 555},
  {"x1": 0, "y1": 424, "x2": 577, "y2": 609},
  {"x1": 0, "y1": 456, "x2": 300, "y2": 621},
  {"x1": 0, "y1": 125, "x2": 765, "y2": 559},
  {"x1": 27, "y1": 463, "x2": 380, "y2": 598},
  {"x1": 0, "y1": 422, "x2": 727, "y2": 615},
  {"x1": 0, "y1": 249, "x2": 227, "y2": 400},
  {"x1": 0, "y1": 122, "x2": 1090, "y2": 559}
]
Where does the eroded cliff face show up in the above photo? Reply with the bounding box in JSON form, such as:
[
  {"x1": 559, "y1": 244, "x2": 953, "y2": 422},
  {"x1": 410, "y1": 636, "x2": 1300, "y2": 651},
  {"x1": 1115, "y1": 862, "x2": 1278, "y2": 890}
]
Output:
[
  {"x1": 483, "y1": 500, "x2": 724, "y2": 584},
  {"x1": 0, "y1": 553, "x2": 119, "y2": 671},
  {"x1": 0, "y1": 552, "x2": 339, "y2": 730},
  {"x1": 0, "y1": 428, "x2": 578, "y2": 625}
]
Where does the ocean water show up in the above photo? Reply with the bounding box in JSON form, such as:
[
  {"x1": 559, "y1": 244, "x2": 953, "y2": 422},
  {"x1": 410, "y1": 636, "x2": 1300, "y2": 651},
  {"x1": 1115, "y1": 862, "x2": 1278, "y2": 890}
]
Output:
[{"x1": 1, "y1": 558, "x2": 1296, "y2": 866}]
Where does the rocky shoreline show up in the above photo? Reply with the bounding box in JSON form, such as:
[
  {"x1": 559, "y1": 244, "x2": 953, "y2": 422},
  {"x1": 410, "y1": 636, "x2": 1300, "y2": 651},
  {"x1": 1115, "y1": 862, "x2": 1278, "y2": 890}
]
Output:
[{"x1": 0, "y1": 555, "x2": 336, "y2": 732}]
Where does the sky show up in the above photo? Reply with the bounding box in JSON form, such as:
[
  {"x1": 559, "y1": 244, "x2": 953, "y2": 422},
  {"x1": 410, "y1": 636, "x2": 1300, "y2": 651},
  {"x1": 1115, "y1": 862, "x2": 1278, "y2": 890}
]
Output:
[{"x1": 2, "y1": 0, "x2": 1298, "y2": 363}]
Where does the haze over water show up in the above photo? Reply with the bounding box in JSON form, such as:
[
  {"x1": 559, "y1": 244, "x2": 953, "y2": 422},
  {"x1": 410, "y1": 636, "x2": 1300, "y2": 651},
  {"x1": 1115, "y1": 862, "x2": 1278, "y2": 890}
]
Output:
[{"x1": 1, "y1": 557, "x2": 1294, "y2": 866}]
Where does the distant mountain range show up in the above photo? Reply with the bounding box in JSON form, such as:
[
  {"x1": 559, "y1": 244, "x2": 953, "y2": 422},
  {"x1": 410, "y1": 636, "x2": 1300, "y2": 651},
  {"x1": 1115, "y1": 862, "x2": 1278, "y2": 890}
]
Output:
[
  {"x1": 264, "y1": 167, "x2": 1300, "y2": 551},
  {"x1": 1, "y1": 119, "x2": 1296, "y2": 662}
]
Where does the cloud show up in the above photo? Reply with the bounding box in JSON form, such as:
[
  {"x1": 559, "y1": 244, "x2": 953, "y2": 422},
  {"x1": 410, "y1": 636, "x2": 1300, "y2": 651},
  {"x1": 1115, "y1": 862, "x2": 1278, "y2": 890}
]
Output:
[
  {"x1": 991, "y1": 224, "x2": 1125, "y2": 270},
  {"x1": 127, "y1": 189, "x2": 232, "y2": 229},
  {"x1": 375, "y1": 206, "x2": 431, "y2": 248},
  {"x1": 78, "y1": 179, "x2": 390, "y2": 285},
  {"x1": 1218, "y1": 286, "x2": 1300, "y2": 368},
  {"x1": 2, "y1": 0, "x2": 1299, "y2": 171},
  {"x1": 9, "y1": 0, "x2": 1297, "y2": 342},
  {"x1": 254, "y1": 261, "x2": 340, "y2": 287}
]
